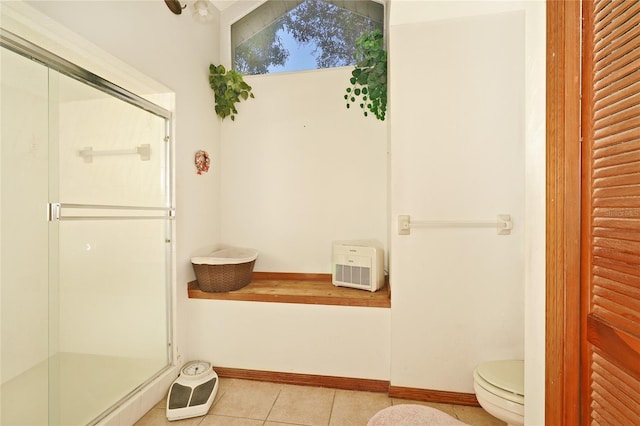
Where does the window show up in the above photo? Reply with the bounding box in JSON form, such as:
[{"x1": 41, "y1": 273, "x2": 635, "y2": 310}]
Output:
[{"x1": 232, "y1": 0, "x2": 384, "y2": 75}]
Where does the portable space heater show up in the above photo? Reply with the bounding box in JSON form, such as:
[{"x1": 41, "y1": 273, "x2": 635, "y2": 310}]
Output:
[{"x1": 332, "y1": 240, "x2": 384, "y2": 292}]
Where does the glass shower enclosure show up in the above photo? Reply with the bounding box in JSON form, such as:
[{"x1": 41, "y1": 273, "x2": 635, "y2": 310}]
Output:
[{"x1": 1, "y1": 30, "x2": 173, "y2": 425}]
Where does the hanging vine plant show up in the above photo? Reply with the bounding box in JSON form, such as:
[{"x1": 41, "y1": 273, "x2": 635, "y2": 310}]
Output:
[
  {"x1": 208, "y1": 64, "x2": 255, "y2": 121},
  {"x1": 344, "y1": 29, "x2": 387, "y2": 121}
]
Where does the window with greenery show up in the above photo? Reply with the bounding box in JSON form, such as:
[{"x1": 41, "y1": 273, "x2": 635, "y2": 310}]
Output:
[{"x1": 232, "y1": 0, "x2": 384, "y2": 75}]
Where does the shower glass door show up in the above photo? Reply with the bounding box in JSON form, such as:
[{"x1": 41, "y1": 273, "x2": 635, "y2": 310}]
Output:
[
  {"x1": 1, "y1": 44, "x2": 51, "y2": 426},
  {"x1": 1, "y1": 31, "x2": 173, "y2": 426},
  {"x1": 48, "y1": 69, "x2": 172, "y2": 426}
]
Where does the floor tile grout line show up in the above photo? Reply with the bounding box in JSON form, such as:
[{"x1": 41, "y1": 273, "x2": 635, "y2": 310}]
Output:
[
  {"x1": 326, "y1": 388, "x2": 337, "y2": 426},
  {"x1": 262, "y1": 384, "x2": 282, "y2": 424},
  {"x1": 452, "y1": 404, "x2": 465, "y2": 421}
]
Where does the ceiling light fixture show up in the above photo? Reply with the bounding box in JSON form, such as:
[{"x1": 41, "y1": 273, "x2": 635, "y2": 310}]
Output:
[
  {"x1": 165, "y1": 0, "x2": 214, "y2": 22},
  {"x1": 192, "y1": 0, "x2": 214, "y2": 23}
]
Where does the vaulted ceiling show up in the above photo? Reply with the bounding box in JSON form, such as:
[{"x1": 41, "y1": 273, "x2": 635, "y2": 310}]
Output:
[{"x1": 210, "y1": 0, "x2": 237, "y2": 11}]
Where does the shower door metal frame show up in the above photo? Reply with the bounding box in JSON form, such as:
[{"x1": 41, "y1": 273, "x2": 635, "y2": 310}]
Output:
[
  {"x1": 0, "y1": 29, "x2": 170, "y2": 119},
  {"x1": 1, "y1": 28, "x2": 175, "y2": 426}
]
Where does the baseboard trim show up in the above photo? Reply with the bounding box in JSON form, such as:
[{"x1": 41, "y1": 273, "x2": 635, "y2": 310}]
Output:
[
  {"x1": 213, "y1": 366, "x2": 389, "y2": 393},
  {"x1": 213, "y1": 366, "x2": 479, "y2": 407},
  {"x1": 389, "y1": 385, "x2": 479, "y2": 407}
]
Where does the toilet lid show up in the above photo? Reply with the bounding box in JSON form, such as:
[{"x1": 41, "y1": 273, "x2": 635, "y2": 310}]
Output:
[{"x1": 476, "y1": 360, "x2": 524, "y2": 396}]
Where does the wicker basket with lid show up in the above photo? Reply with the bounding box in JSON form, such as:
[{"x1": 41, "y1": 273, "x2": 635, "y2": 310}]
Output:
[{"x1": 191, "y1": 248, "x2": 258, "y2": 292}]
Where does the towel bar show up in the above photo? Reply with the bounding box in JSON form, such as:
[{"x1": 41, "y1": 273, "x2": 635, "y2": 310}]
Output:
[
  {"x1": 397, "y1": 214, "x2": 512, "y2": 235},
  {"x1": 79, "y1": 144, "x2": 150, "y2": 163}
]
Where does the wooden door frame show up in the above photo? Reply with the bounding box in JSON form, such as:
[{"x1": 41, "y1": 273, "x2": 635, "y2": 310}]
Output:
[{"x1": 546, "y1": 1, "x2": 583, "y2": 424}]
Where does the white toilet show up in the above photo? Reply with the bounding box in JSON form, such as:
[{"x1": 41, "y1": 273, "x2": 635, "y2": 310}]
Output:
[{"x1": 473, "y1": 360, "x2": 524, "y2": 426}]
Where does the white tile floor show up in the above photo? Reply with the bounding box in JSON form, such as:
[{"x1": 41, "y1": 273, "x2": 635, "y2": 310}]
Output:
[{"x1": 135, "y1": 378, "x2": 506, "y2": 426}]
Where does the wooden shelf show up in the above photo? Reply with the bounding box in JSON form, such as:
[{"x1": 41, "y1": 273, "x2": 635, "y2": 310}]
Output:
[{"x1": 187, "y1": 272, "x2": 390, "y2": 308}]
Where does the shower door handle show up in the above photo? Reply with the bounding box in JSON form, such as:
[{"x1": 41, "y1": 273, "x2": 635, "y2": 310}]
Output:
[{"x1": 47, "y1": 202, "x2": 61, "y2": 222}]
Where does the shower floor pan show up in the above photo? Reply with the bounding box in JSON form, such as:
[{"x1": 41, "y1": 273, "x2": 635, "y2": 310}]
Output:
[{"x1": 1, "y1": 352, "x2": 165, "y2": 426}]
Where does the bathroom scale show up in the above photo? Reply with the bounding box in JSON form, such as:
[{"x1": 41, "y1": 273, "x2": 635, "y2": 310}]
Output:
[{"x1": 166, "y1": 360, "x2": 219, "y2": 421}]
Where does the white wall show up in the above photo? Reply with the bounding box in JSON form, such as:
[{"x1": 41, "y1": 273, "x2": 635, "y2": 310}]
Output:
[
  {"x1": 389, "y1": 1, "x2": 546, "y2": 423},
  {"x1": 189, "y1": 301, "x2": 391, "y2": 379},
  {"x1": 389, "y1": 6, "x2": 526, "y2": 393},
  {"x1": 522, "y1": 2, "x2": 547, "y2": 424},
  {"x1": 389, "y1": 0, "x2": 526, "y2": 24},
  {"x1": 220, "y1": 67, "x2": 388, "y2": 272},
  {"x1": 186, "y1": 6, "x2": 391, "y2": 382}
]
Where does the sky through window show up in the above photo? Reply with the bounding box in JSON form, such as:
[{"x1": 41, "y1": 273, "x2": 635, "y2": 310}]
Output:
[{"x1": 232, "y1": 0, "x2": 384, "y2": 75}]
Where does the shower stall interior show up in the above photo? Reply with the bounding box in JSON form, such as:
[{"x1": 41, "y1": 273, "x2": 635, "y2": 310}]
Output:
[{"x1": 1, "y1": 30, "x2": 174, "y2": 425}]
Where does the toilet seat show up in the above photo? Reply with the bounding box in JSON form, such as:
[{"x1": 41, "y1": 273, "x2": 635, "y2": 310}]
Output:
[
  {"x1": 474, "y1": 360, "x2": 524, "y2": 405},
  {"x1": 473, "y1": 360, "x2": 524, "y2": 426}
]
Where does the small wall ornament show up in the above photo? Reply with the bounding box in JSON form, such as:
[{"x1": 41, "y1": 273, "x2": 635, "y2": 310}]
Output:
[{"x1": 195, "y1": 150, "x2": 210, "y2": 175}]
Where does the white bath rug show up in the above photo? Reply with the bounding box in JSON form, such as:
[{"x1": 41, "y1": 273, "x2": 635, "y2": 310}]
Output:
[{"x1": 367, "y1": 404, "x2": 469, "y2": 425}]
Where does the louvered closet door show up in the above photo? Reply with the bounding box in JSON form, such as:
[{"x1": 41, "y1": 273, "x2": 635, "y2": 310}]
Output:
[{"x1": 581, "y1": 1, "x2": 640, "y2": 424}]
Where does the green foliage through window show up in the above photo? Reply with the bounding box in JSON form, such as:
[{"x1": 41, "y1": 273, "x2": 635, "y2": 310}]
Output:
[{"x1": 232, "y1": 0, "x2": 384, "y2": 75}]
